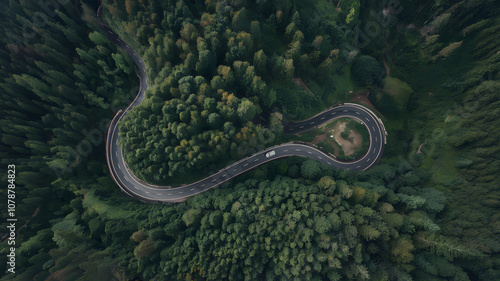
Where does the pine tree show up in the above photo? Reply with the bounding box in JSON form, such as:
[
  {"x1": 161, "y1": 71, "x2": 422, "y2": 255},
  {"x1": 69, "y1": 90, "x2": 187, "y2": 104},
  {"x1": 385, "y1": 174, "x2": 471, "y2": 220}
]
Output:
[{"x1": 414, "y1": 232, "x2": 483, "y2": 261}]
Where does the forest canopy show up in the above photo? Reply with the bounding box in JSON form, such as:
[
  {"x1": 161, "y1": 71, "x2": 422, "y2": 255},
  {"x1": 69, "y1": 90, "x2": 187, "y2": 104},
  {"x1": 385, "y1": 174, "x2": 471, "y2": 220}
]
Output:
[{"x1": 0, "y1": 0, "x2": 499, "y2": 280}]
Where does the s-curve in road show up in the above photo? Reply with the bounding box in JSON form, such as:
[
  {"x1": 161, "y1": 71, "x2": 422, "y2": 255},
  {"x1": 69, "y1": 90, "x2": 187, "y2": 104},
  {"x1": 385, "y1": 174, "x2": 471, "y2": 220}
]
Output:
[{"x1": 98, "y1": 6, "x2": 387, "y2": 203}]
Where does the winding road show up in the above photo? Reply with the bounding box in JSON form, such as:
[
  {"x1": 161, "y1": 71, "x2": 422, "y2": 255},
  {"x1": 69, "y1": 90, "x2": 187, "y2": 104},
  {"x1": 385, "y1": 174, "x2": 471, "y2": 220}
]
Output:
[{"x1": 98, "y1": 6, "x2": 387, "y2": 203}]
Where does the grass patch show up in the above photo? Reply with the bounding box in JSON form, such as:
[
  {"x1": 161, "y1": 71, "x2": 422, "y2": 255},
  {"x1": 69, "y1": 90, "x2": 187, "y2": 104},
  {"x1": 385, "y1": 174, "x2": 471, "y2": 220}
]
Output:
[
  {"x1": 382, "y1": 76, "x2": 413, "y2": 108},
  {"x1": 273, "y1": 80, "x2": 325, "y2": 121},
  {"x1": 326, "y1": 63, "x2": 359, "y2": 105},
  {"x1": 420, "y1": 143, "x2": 460, "y2": 185},
  {"x1": 83, "y1": 190, "x2": 136, "y2": 219}
]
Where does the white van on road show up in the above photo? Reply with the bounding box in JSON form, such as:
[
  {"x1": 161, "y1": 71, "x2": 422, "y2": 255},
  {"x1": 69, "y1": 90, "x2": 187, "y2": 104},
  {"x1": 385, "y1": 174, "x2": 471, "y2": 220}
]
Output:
[{"x1": 266, "y1": 150, "x2": 276, "y2": 158}]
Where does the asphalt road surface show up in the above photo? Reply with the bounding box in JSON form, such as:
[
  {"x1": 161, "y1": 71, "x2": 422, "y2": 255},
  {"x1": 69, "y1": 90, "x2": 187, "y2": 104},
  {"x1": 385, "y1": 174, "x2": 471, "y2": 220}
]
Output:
[{"x1": 98, "y1": 6, "x2": 387, "y2": 203}]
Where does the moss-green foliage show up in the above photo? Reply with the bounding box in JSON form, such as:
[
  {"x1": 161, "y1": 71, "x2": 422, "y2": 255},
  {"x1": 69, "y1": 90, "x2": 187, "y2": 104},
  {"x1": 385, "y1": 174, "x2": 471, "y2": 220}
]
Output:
[
  {"x1": 351, "y1": 55, "x2": 385, "y2": 87},
  {"x1": 134, "y1": 238, "x2": 155, "y2": 259},
  {"x1": 0, "y1": 0, "x2": 138, "y2": 279},
  {"x1": 300, "y1": 159, "x2": 321, "y2": 179},
  {"x1": 83, "y1": 190, "x2": 136, "y2": 219},
  {"x1": 359, "y1": 0, "x2": 500, "y2": 278},
  {"x1": 106, "y1": 0, "x2": 383, "y2": 181},
  {"x1": 104, "y1": 0, "x2": 363, "y2": 122},
  {"x1": 1, "y1": 0, "x2": 499, "y2": 280},
  {"x1": 119, "y1": 171, "x2": 480, "y2": 280},
  {"x1": 109, "y1": 0, "x2": 357, "y2": 181},
  {"x1": 119, "y1": 81, "x2": 274, "y2": 183},
  {"x1": 382, "y1": 77, "x2": 413, "y2": 111},
  {"x1": 327, "y1": 63, "x2": 359, "y2": 104}
]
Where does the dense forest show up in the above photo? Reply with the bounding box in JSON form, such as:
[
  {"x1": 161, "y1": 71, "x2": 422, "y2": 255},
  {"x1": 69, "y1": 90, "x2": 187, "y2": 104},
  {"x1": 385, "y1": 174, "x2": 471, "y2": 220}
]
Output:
[
  {"x1": 0, "y1": 0, "x2": 499, "y2": 280},
  {"x1": 112, "y1": 0, "x2": 359, "y2": 183}
]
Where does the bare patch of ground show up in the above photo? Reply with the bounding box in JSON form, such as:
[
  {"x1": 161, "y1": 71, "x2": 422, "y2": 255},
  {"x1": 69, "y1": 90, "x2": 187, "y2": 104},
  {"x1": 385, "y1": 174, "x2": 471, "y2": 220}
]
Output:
[
  {"x1": 311, "y1": 133, "x2": 340, "y2": 155},
  {"x1": 383, "y1": 55, "x2": 391, "y2": 76},
  {"x1": 311, "y1": 133, "x2": 326, "y2": 145},
  {"x1": 332, "y1": 121, "x2": 362, "y2": 156},
  {"x1": 295, "y1": 117, "x2": 369, "y2": 160}
]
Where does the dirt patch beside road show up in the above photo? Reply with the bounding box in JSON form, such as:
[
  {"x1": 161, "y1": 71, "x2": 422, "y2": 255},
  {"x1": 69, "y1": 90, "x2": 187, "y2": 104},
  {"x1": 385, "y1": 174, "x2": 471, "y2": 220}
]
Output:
[
  {"x1": 331, "y1": 121, "x2": 362, "y2": 156},
  {"x1": 293, "y1": 117, "x2": 369, "y2": 160},
  {"x1": 348, "y1": 90, "x2": 384, "y2": 117},
  {"x1": 311, "y1": 133, "x2": 326, "y2": 145}
]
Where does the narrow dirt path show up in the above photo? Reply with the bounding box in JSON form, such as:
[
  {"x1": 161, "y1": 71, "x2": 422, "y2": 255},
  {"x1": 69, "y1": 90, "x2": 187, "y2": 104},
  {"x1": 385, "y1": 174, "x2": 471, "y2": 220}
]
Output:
[{"x1": 383, "y1": 55, "x2": 390, "y2": 76}]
